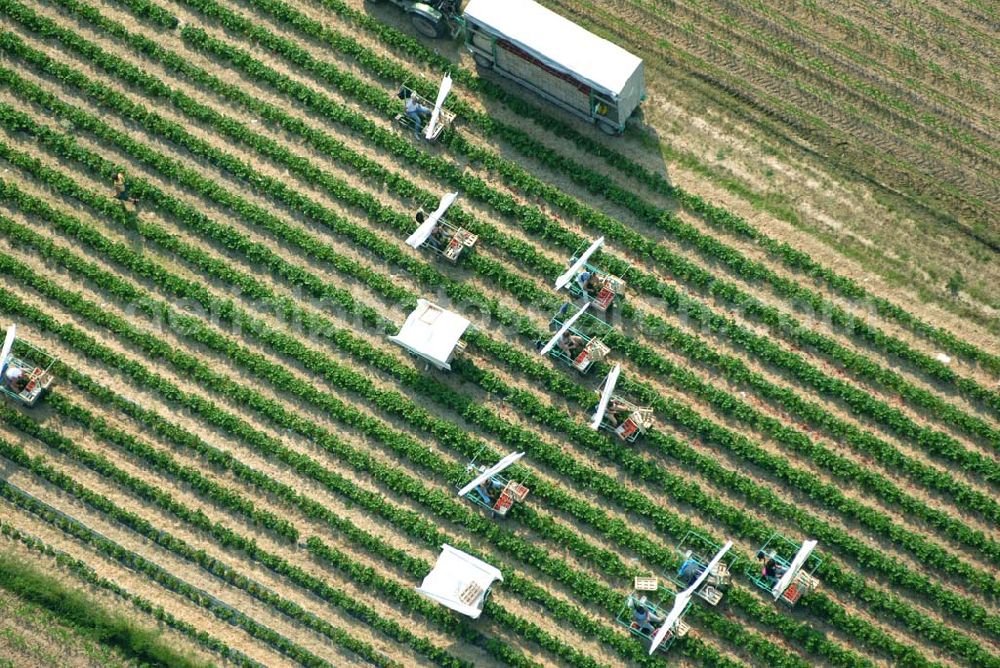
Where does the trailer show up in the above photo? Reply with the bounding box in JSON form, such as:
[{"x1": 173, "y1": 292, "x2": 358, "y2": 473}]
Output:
[{"x1": 463, "y1": 0, "x2": 645, "y2": 134}]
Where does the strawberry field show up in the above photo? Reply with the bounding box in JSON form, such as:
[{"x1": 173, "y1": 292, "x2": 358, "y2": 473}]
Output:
[{"x1": 0, "y1": 0, "x2": 996, "y2": 666}]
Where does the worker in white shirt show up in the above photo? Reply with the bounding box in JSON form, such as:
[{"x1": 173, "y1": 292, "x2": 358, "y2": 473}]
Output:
[{"x1": 398, "y1": 88, "x2": 430, "y2": 140}]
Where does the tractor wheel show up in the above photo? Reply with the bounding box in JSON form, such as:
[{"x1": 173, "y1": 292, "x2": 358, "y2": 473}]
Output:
[
  {"x1": 597, "y1": 120, "x2": 620, "y2": 136},
  {"x1": 411, "y1": 14, "x2": 446, "y2": 38},
  {"x1": 472, "y1": 52, "x2": 493, "y2": 69}
]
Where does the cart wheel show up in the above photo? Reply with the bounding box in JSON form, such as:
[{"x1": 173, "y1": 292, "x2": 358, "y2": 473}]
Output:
[
  {"x1": 412, "y1": 14, "x2": 445, "y2": 38},
  {"x1": 472, "y1": 52, "x2": 493, "y2": 69},
  {"x1": 597, "y1": 120, "x2": 619, "y2": 136}
]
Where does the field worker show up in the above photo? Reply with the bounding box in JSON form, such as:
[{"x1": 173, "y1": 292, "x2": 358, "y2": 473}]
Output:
[
  {"x1": 5, "y1": 366, "x2": 26, "y2": 392},
  {"x1": 628, "y1": 596, "x2": 664, "y2": 636},
  {"x1": 113, "y1": 171, "x2": 138, "y2": 208},
  {"x1": 398, "y1": 88, "x2": 431, "y2": 140},
  {"x1": 678, "y1": 557, "x2": 704, "y2": 585},
  {"x1": 757, "y1": 551, "x2": 787, "y2": 587},
  {"x1": 557, "y1": 331, "x2": 585, "y2": 357},
  {"x1": 604, "y1": 398, "x2": 631, "y2": 427},
  {"x1": 577, "y1": 269, "x2": 605, "y2": 296}
]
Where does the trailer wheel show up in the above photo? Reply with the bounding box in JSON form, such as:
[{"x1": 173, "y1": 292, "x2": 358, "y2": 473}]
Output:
[
  {"x1": 411, "y1": 14, "x2": 445, "y2": 38},
  {"x1": 472, "y1": 53, "x2": 493, "y2": 69},
  {"x1": 597, "y1": 120, "x2": 619, "y2": 136}
]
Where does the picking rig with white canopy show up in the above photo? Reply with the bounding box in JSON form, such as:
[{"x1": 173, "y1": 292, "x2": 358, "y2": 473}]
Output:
[
  {"x1": 0, "y1": 325, "x2": 55, "y2": 408},
  {"x1": 395, "y1": 74, "x2": 457, "y2": 141},
  {"x1": 458, "y1": 450, "x2": 530, "y2": 518},
  {"x1": 590, "y1": 363, "x2": 653, "y2": 442},
  {"x1": 405, "y1": 191, "x2": 478, "y2": 263},
  {"x1": 555, "y1": 237, "x2": 626, "y2": 312},
  {"x1": 389, "y1": 300, "x2": 470, "y2": 370},
  {"x1": 537, "y1": 302, "x2": 611, "y2": 374},
  {"x1": 616, "y1": 576, "x2": 690, "y2": 655},
  {"x1": 416, "y1": 544, "x2": 502, "y2": 618},
  {"x1": 748, "y1": 534, "x2": 821, "y2": 606},
  {"x1": 668, "y1": 532, "x2": 737, "y2": 606}
]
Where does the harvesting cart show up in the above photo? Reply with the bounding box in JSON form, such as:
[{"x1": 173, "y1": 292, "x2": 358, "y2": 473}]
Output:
[
  {"x1": 669, "y1": 532, "x2": 737, "y2": 606},
  {"x1": 457, "y1": 450, "x2": 530, "y2": 518},
  {"x1": 388, "y1": 300, "x2": 471, "y2": 371},
  {"x1": 416, "y1": 544, "x2": 502, "y2": 618},
  {"x1": 405, "y1": 191, "x2": 477, "y2": 262},
  {"x1": 365, "y1": 0, "x2": 463, "y2": 39},
  {"x1": 395, "y1": 75, "x2": 457, "y2": 141},
  {"x1": 616, "y1": 577, "x2": 690, "y2": 655},
  {"x1": 748, "y1": 534, "x2": 821, "y2": 606},
  {"x1": 0, "y1": 325, "x2": 55, "y2": 408},
  {"x1": 589, "y1": 363, "x2": 653, "y2": 442},
  {"x1": 537, "y1": 302, "x2": 611, "y2": 374},
  {"x1": 554, "y1": 236, "x2": 626, "y2": 313}
]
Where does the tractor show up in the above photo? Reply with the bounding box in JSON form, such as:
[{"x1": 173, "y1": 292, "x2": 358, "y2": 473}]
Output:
[{"x1": 365, "y1": 0, "x2": 464, "y2": 39}]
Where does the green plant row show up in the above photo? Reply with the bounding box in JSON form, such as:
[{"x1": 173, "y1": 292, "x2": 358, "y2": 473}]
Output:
[
  {"x1": 0, "y1": 402, "x2": 483, "y2": 668},
  {"x1": 0, "y1": 534, "x2": 216, "y2": 668},
  {"x1": 0, "y1": 200, "x2": 765, "y2": 666},
  {"x1": 37, "y1": 392, "x2": 297, "y2": 541},
  {"x1": 5, "y1": 1, "x2": 992, "y2": 560},
  {"x1": 0, "y1": 176, "x2": 960, "y2": 668},
  {"x1": 120, "y1": 7, "x2": 1000, "y2": 523},
  {"x1": 162, "y1": 0, "x2": 1000, "y2": 458},
  {"x1": 0, "y1": 167, "x2": 926, "y2": 668},
  {"x1": 0, "y1": 94, "x2": 988, "y2": 668},
  {"x1": 0, "y1": 151, "x2": 976, "y2": 668},
  {"x1": 292, "y1": 0, "x2": 1000, "y2": 376},
  {"x1": 0, "y1": 475, "x2": 346, "y2": 668},
  {"x1": 0, "y1": 95, "x2": 984, "y2": 664},
  {"x1": 0, "y1": 421, "x2": 419, "y2": 668},
  {"x1": 0, "y1": 27, "x2": 988, "y2": 656},
  {"x1": 50, "y1": 367, "x2": 546, "y2": 668},
  {"x1": 37, "y1": 0, "x2": 1000, "y2": 488},
  {"x1": 0, "y1": 520, "x2": 264, "y2": 668},
  {"x1": 170, "y1": 0, "x2": 1000, "y2": 426}
]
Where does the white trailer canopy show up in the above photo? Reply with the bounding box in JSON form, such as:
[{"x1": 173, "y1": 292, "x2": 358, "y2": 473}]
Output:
[
  {"x1": 772, "y1": 540, "x2": 817, "y2": 600},
  {"x1": 590, "y1": 363, "x2": 621, "y2": 430},
  {"x1": 458, "y1": 451, "x2": 525, "y2": 497},
  {"x1": 424, "y1": 73, "x2": 453, "y2": 140},
  {"x1": 463, "y1": 0, "x2": 642, "y2": 98},
  {"x1": 538, "y1": 302, "x2": 590, "y2": 356},
  {"x1": 555, "y1": 237, "x2": 604, "y2": 290},
  {"x1": 389, "y1": 300, "x2": 470, "y2": 370},
  {"x1": 416, "y1": 544, "x2": 503, "y2": 618},
  {"x1": 406, "y1": 192, "x2": 459, "y2": 249},
  {"x1": 0, "y1": 325, "x2": 15, "y2": 374}
]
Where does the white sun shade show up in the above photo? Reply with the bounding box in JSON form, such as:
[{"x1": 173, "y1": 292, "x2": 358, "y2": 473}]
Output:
[
  {"x1": 0, "y1": 324, "x2": 15, "y2": 374},
  {"x1": 649, "y1": 591, "x2": 690, "y2": 655},
  {"x1": 424, "y1": 73, "x2": 453, "y2": 140},
  {"x1": 389, "y1": 300, "x2": 471, "y2": 370},
  {"x1": 416, "y1": 544, "x2": 503, "y2": 619},
  {"x1": 539, "y1": 302, "x2": 590, "y2": 356},
  {"x1": 406, "y1": 192, "x2": 459, "y2": 249},
  {"x1": 555, "y1": 237, "x2": 604, "y2": 290},
  {"x1": 590, "y1": 363, "x2": 621, "y2": 430},
  {"x1": 772, "y1": 540, "x2": 817, "y2": 600},
  {"x1": 457, "y1": 451, "x2": 525, "y2": 498}
]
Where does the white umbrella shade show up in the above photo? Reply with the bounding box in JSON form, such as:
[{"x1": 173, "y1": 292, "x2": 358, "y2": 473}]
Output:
[
  {"x1": 590, "y1": 363, "x2": 621, "y2": 429},
  {"x1": 772, "y1": 540, "x2": 817, "y2": 600},
  {"x1": 424, "y1": 73, "x2": 453, "y2": 139},
  {"x1": 415, "y1": 544, "x2": 503, "y2": 619},
  {"x1": 539, "y1": 303, "x2": 590, "y2": 356},
  {"x1": 458, "y1": 451, "x2": 526, "y2": 498},
  {"x1": 406, "y1": 192, "x2": 459, "y2": 249},
  {"x1": 649, "y1": 540, "x2": 733, "y2": 654},
  {"x1": 388, "y1": 300, "x2": 470, "y2": 370},
  {"x1": 0, "y1": 324, "x2": 15, "y2": 374},
  {"x1": 555, "y1": 237, "x2": 604, "y2": 290}
]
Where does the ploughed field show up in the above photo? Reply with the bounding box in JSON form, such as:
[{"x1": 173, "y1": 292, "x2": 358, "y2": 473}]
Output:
[{"x1": 0, "y1": 0, "x2": 997, "y2": 666}]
